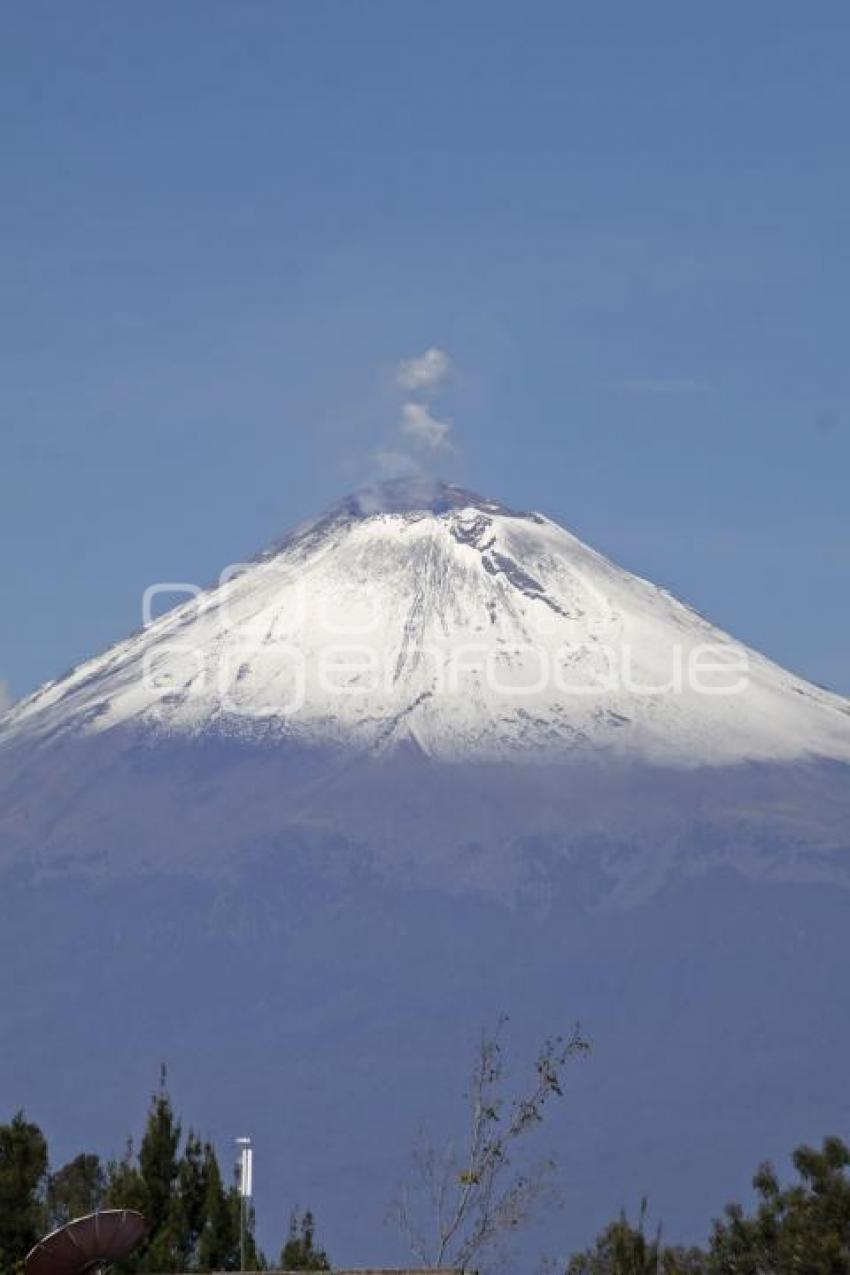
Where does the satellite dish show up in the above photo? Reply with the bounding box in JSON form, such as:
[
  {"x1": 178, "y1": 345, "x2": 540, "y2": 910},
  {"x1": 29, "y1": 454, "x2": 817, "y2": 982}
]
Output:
[{"x1": 25, "y1": 1210, "x2": 147, "y2": 1275}]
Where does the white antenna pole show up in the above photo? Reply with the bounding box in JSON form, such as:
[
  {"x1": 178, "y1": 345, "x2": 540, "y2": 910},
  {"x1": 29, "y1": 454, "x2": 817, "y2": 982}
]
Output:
[{"x1": 235, "y1": 1137, "x2": 253, "y2": 1271}]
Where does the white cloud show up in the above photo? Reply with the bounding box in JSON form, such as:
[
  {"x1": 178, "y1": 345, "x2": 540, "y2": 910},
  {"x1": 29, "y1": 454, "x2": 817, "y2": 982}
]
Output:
[
  {"x1": 396, "y1": 347, "x2": 451, "y2": 394},
  {"x1": 368, "y1": 344, "x2": 455, "y2": 478},
  {"x1": 399, "y1": 401, "x2": 453, "y2": 451},
  {"x1": 619, "y1": 377, "x2": 712, "y2": 396},
  {"x1": 0, "y1": 680, "x2": 12, "y2": 714}
]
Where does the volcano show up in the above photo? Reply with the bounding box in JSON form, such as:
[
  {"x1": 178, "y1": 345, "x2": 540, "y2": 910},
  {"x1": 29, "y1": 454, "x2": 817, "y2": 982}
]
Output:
[{"x1": 1, "y1": 481, "x2": 849, "y2": 1266}]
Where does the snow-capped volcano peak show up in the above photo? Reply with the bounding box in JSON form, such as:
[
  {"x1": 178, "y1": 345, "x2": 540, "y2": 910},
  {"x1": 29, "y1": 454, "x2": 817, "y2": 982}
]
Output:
[{"x1": 4, "y1": 481, "x2": 850, "y2": 767}]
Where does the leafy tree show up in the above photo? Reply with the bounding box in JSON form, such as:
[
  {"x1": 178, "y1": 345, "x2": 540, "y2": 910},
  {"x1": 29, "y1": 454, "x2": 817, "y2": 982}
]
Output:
[
  {"x1": 0, "y1": 1111, "x2": 49, "y2": 1275},
  {"x1": 47, "y1": 1153, "x2": 106, "y2": 1227},
  {"x1": 279, "y1": 1210, "x2": 330, "y2": 1270},
  {"x1": 708, "y1": 1135, "x2": 850, "y2": 1274},
  {"x1": 565, "y1": 1136, "x2": 850, "y2": 1275}
]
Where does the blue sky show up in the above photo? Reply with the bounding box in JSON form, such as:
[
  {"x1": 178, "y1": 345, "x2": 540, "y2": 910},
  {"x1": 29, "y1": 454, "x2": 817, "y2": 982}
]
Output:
[{"x1": 2, "y1": 0, "x2": 849, "y2": 701}]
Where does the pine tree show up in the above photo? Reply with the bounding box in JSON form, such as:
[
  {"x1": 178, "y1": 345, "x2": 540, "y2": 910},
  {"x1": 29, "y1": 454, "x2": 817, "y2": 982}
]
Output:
[
  {"x1": 105, "y1": 1137, "x2": 147, "y2": 1217},
  {"x1": 197, "y1": 1152, "x2": 240, "y2": 1272},
  {"x1": 102, "y1": 1073, "x2": 268, "y2": 1273},
  {"x1": 105, "y1": 1073, "x2": 187, "y2": 1273},
  {"x1": 134, "y1": 1070, "x2": 185, "y2": 1272},
  {"x1": 239, "y1": 1202, "x2": 264, "y2": 1273},
  {"x1": 138, "y1": 1071, "x2": 181, "y2": 1240},
  {"x1": 567, "y1": 1203, "x2": 705, "y2": 1273},
  {"x1": 279, "y1": 1210, "x2": 330, "y2": 1271},
  {"x1": 177, "y1": 1133, "x2": 210, "y2": 1269}
]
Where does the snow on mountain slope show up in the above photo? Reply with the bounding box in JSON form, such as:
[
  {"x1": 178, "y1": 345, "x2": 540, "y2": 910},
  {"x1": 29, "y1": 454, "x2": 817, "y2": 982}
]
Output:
[
  {"x1": 1, "y1": 483, "x2": 849, "y2": 1269},
  {"x1": 3, "y1": 481, "x2": 850, "y2": 767}
]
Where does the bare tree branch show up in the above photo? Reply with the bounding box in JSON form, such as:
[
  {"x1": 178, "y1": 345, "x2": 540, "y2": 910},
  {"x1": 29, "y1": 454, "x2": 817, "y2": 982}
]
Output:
[{"x1": 389, "y1": 1015, "x2": 590, "y2": 1271}]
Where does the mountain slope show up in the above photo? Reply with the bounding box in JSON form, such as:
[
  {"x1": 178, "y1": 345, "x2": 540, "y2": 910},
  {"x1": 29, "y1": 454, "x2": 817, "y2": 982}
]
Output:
[
  {"x1": 4, "y1": 481, "x2": 849, "y2": 766},
  {"x1": 1, "y1": 481, "x2": 849, "y2": 1270}
]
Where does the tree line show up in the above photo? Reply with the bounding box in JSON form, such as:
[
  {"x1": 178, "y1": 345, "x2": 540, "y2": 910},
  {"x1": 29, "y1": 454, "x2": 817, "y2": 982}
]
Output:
[
  {"x1": 568, "y1": 1135, "x2": 850, "y2": 1273},
  {"x1": 0, "y1": 1072, "x2": 329, "y2": 1275},
  {"x1": 388, "y1": 1017, "x2": 850, "y2": 1272},
  {"x1": 1, "y1": 1040, "x2": 848, "y2": 1274}
]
